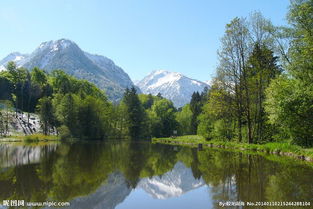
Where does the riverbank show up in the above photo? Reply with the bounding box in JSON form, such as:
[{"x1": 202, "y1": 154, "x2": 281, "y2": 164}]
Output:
[
  {"x1": 0, "y1": 134, "x2": 60, "y2": 142},
  {"x1": 152, "y1": 135, "x2": 313, "y2": 163}
]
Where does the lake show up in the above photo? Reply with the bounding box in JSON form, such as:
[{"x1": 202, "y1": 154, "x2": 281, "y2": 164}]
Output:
[{"x1": 0, "y1": 141, "x2": 312, "y2": 209}]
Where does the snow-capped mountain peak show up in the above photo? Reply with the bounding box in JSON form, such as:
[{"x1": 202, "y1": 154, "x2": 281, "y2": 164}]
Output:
[
  {"x1": 0, "y1": 52, "x2": 29, "y2": 69},
  {"x1": 137, "y1": 70, "x2": 209, "y2": 107},
  {"x1": 37, "y1": 39, "x2": 74, "y2": 51},
  {"x1": 138, "y1": 161, "x2": 205, "y2": 199},
  {"x1": 146, "y1": 70, "x2": 184, "y2": 89}
]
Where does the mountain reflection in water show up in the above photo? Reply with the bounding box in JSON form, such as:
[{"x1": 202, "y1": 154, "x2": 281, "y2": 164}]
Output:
[{"x1": 0, "y1": 141, "x2": 312, "y2": 209}]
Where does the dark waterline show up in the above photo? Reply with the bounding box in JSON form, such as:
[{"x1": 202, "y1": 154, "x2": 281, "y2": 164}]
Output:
[{"x1": 0, "y1": 141, "x2": 312, "y2": 209}]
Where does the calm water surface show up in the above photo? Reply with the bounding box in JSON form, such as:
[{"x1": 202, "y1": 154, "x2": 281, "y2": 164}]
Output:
[{"x1": 0, "y1": 141, "x2": 312, "y2": 209}]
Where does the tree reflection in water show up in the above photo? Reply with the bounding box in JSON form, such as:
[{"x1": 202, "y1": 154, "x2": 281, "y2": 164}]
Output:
[{"x1": 0, "y1": 141, "x2": 312, "y2": 208}]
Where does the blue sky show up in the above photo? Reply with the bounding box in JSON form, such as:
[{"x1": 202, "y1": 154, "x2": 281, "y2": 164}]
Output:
[{"x1": 0, "y1": 0, "x2": 290, "y2": 82}]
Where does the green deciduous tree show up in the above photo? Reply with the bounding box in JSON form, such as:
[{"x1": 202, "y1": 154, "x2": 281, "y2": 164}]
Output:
[
  {"x1": 265, "y1": 76, "x2": 313, "y2": 146},
  {"x1": 53, "y1": 93, "x2": 78, "y2": 137},
  {"x1": 76, "y1": 96, "x2": 111, "y2": 140},
  {"x1": 176, "y1": 104, "x2": 193, "y2": 135},
  {"x1": 288, "y1": 0, "x2": 313, "y2": 83},
  {"x1": 264, "y1": 0, "x2": 313, "y2": 147},
  {"x1": 198, "y1": 80, "x2": 235, "y2": 140},
  {"x1": 37, "y1": 97, "x2": 55, "y2": 135},
  {"x1": 151, "y1": 99, "x2": 178, "y2": 137},
  {"x1": 201, "y1": 12, "x2": 283, "y2": 143}
]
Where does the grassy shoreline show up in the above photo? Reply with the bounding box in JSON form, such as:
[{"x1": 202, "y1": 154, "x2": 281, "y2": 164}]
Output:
[
  {"x1": 152, "y1": 135, "x2": 313, "y2": 163},
  {"x1": 0, "y1": 134, "x2": 60, "y2": 142}
]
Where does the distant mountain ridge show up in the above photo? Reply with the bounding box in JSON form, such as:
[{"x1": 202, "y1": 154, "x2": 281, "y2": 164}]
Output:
[
  {"x1": 137, "y1": 70, "x2": 209, "y2": 107},
  {"x1": 0, "y1": 39, "x2": 135, "y2": 101}
]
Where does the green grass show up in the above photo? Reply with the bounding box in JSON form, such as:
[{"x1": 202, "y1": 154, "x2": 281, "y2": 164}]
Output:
[
  {"x1": 23, "y1": 134, "x2": 59, "y2": 142},
  {"x1": 152, "y1": 135, "x2": 313, "y2": 162},
  {"x1": 0, "y1": 134, "x2": 59, "y2": 142},
  {"x1": 156, "y1": 135, "x2": 205, "y2": 143}
]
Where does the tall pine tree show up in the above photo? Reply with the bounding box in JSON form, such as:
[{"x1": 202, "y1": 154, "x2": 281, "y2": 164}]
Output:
[
  {"x1": 123, "y1": 87, "x2": 146, "y2": 139},
  {"x1": 190, "y1": 92, "x2": 203, "y2": 134}
]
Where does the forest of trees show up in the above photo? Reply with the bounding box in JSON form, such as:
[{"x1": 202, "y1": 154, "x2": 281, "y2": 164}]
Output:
[
  {"x1": 195, "y1": 0, "x2": 313, "y2": 147},
  {"x1": 0, "y1": 0, "x2": 312, "y2": 148},
  {"x1": 0, "y1": 62, "x2": 182, "y2": 140}
]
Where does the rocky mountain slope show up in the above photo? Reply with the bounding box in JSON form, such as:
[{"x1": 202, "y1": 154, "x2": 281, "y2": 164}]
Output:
[
  {"x1": 0, "y1": 110, "x2": 46, "y2": 137},
  {"x1": 69, "y1": 172, "x2": 131, "y2": 209},
  {"x1": 0, "y1": 39, "x2": 135, "y2": 101}
]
